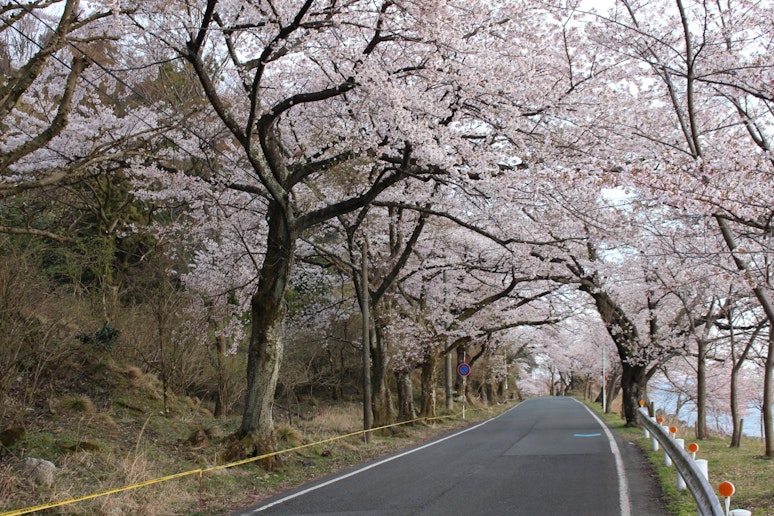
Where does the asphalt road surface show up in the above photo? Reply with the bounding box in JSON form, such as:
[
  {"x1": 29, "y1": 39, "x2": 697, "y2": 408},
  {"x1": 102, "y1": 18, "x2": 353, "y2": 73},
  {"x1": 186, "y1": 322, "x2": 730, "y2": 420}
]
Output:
[{"x1": 233, "y1": 397, "x2": 668, "y2": 515}]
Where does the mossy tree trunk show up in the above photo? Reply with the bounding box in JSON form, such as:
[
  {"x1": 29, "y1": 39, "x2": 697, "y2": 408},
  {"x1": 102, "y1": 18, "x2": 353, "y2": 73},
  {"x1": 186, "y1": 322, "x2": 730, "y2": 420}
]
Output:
[
  {"x1": 371, "y1": 315, "x2": 396, "y2": 426},
  {"x1": 239, "y1": 202, "x2": 296, "y2": 468},
  {"x1": 419, "y1": 350, "x2": 437, "y2": 418},
  {"x1": 396, "y1": 370, "x2": 416, "y2": 421}
]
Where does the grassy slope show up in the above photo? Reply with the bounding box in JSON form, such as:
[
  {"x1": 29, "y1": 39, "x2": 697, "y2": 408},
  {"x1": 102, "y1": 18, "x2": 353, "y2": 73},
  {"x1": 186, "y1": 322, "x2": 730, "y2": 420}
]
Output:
[{"x1": 1, "y1": 358, "x2": 507, "y2": 515}]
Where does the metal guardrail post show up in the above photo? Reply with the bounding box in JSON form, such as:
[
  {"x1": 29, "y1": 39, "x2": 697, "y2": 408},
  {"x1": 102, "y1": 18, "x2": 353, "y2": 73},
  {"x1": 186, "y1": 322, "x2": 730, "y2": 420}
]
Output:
[{"x1": 637, "y1": 408, "x2": 724, "y2": 516}]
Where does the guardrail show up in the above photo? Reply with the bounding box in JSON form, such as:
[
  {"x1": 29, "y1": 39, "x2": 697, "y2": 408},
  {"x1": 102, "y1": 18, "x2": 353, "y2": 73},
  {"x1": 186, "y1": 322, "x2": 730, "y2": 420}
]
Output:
[{"x1": 637, "y1": 407, "x2": 725, "y2": 516}]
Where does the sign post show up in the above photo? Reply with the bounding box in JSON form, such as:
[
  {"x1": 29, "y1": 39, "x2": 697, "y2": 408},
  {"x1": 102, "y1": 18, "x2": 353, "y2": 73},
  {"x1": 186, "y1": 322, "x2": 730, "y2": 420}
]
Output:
[{"x1": 457, "y1": 362, "x2": 471, "y2": 420}]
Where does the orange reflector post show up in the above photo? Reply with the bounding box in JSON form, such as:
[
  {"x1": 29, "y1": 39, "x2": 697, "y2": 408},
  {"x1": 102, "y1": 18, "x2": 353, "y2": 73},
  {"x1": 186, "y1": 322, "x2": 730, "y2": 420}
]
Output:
[
  {"x1": 688, "y1": 443, "x2": 699, "y2": 453},
  {"x1": 718, "y1": 481, "x2": 735, "y2": 498}
]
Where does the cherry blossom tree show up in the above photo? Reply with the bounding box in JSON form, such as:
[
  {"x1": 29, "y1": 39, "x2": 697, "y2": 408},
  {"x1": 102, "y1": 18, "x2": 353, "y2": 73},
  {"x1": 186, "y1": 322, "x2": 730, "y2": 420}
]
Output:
[
  {"x1": 389, "y1": 216, "x2": 563, "y2": 415},
  {"x1": 514, "y1": 176, "x2": 741, "y2": 425},
  {"x1": 125, "y1": 0, "x2": 581, "y2": 462},
  {"x1": 306, "y1": 196, "x2": 432, "y2": 425},
  {"x1": 1, "y1": 1, "x2": 203, "y2": 332},
  {"x1": 1, "y1": 0, "x2": 161, "y2": 242},
  {"x1": 642, "y1": 218, "x2": 748, "y2": 438},
  {"x1": 300, "y1": 176, "x2": 566, "y2": 421},
  {"x1": 714, "y1": 296, "x2": 768, "y2": 446},
  {"x1": 568, "y1": 0, "x2": 774, "y2": 453}
]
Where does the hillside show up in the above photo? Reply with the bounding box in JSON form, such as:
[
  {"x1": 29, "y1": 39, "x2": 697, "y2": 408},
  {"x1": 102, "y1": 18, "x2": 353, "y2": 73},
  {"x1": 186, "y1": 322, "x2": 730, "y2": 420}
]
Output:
[{"x1": 0, "y1": 350, "x2": 490, "y2": 515}]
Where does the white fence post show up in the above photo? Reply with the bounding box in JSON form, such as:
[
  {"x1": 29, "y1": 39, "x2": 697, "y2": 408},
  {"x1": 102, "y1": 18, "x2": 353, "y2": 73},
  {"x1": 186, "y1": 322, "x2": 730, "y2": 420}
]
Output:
[
  {"x1": 639, "y1": 401, "x2": 650, "y2": 438},
  {"x1": 662, "y1": 425, "x2": 672, "y2": 466},
  {"x1": 695, "y1": 459, "x2": 709, "y2": 480},
  {"x1": 675, "y1": 438, "x2": 685, "y2": 491},
  {"x1": 651, "y1": 417, "x2": 661, "y2": 451}
]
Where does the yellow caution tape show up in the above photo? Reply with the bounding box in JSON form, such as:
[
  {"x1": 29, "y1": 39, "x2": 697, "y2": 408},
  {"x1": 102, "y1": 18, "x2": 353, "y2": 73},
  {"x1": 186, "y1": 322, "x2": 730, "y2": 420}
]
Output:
[
  {"x1": 0, "y1": 469, "x2": 202, "y2": 516},
  {"x1": 1, "y1": 412, "x2": 468, "y2": 515}
]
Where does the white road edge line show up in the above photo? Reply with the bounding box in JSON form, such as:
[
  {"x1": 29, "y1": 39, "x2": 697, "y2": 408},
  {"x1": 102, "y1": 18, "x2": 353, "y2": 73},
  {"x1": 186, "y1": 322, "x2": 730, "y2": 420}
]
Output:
[
  {"x1": 246, "y1": 411, "x2": 511, "y2": 514},
  {"x1": 577, "y1": 400, "x2": 632, "y2": 516}
]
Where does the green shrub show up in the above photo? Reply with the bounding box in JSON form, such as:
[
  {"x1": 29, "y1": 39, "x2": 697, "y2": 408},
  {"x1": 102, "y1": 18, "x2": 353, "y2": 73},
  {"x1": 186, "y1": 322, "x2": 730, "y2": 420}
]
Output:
[{"x1": 77, "y1": 323, "x2": 121, "y2": 350}]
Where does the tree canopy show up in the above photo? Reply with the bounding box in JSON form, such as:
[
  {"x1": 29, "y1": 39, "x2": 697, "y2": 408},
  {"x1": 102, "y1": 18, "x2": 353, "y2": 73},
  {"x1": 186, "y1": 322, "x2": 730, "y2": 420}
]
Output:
[{"x1": 2, "y1": 0, "x2": 772, "y2": 459}]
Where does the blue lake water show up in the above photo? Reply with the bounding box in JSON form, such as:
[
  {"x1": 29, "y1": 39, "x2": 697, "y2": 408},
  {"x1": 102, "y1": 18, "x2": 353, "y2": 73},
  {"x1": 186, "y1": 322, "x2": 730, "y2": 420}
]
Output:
[{"x1": 649, "y1": 386, "x2": 767, "y2": 438}]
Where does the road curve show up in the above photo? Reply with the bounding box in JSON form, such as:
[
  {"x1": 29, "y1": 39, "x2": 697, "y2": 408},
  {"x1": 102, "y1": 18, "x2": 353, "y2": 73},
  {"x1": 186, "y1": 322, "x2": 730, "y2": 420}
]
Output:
[{"x1": 233, "y1": 397, "x2": 668, "y2": 516}]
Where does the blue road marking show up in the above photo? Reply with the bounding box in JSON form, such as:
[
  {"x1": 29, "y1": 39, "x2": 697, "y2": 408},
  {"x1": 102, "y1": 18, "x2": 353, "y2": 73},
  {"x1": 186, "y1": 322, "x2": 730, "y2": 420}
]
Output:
[{"x1": 573, "y1": 433, "x2": 601, "y2": 437}]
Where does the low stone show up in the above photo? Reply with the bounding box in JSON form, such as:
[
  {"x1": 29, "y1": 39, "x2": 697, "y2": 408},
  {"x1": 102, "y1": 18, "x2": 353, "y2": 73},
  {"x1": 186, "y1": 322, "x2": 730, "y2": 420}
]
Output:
[{"x1": 20, "y1": 457, "x2": 57, "y2": 487}]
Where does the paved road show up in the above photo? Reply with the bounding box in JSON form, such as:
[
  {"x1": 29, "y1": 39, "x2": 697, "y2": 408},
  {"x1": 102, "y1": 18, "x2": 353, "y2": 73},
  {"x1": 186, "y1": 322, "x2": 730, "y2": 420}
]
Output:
[{"x1": 233, "y1": 397, "x2": 668, "y2": 515}]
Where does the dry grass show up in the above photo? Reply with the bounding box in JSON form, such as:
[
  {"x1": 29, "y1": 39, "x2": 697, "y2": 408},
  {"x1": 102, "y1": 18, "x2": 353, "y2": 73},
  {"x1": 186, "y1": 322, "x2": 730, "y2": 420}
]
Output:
[
  {"x1": 6, "y1": 433, "x2": 201, "y2": 515},
  {"x1": 0, "y1": 462, "x2": 16, "y2": 501},
  {"x1": 124, "y1": 365, "x2": 143, "y2": 380},
  {"x1": 59, "y1": 396, "x2": 96, "y2": 414},
  {"x1": 276, "y1": 425, "x2": 302, "y2": 448},
  {"x1": 129, "y1": 371, "x2": 164, "y2": 400},
  {"x1": 304, "y1": 403, "x2": 361, "y2": 434},
  {"x1": 120, "y1": 451, "x2": 155, "y2": 486},
  {"x1": 96, "y1": 412, "x2": 120, "y2": 430}
]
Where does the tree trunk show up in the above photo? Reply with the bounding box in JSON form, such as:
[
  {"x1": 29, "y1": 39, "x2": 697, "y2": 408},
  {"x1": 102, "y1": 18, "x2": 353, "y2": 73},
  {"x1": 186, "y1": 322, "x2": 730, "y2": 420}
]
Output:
[
  {"x1": 619, "y1": 364, "x2": 647, "y2": 425},
  {"x1": 445, "y1": 348, "x2": 453, "y2": 410},
  {"x1": 585, "y1": 374, "x2": 592, "y2": 400},
  {"x1": 420, "y1": 351, "x2": 437, "y2": 417},
  {"x1": 584, "y1": 286, "x2": 648, "y2": 426},
  {"x1": 371, "y1": 316, "x2": 395, "y2": 426},
  {"x1": 730, "y1": 360, "x2": 742, "y2": 447},
  {"x1": 396, "y1": 370, "x2": 415, "y2": 421},
  {"x1": 212, "y1": 334, "x2": 227, "y2": 418},
  {"x1": 605, "y1": 372, "x2": 619, "y2": 414},
  {"x1": 454, "y1": 346, "x2": 468, "y2": 396},
  {"x1": 696, "y1": 338, "x2": 708, "y2": 439},
  {"x1": 359, "y1": 241, "x2": 373, "y2": 440},
  {"x1": 729, "y1": 315, "x2": 761, "y2": 448},
  {"x1": 485, "y1": 382, "x2": 496, "y2": 405},
  {"x1": 558, "y1": 373, "x2": 567, "y2": 396},
  {"x1": 764, "y1": 327, "x2": 774, "y2": 457},
  {"x1": 239, "y1": 203, "x2": 295, "y2": 468}
]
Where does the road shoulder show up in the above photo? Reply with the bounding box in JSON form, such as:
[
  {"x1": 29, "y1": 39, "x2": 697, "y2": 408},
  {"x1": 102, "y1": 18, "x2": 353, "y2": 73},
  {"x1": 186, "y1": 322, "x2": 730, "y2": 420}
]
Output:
[{"x1": 615, "y1": 428, "x2": 672, "y2": 515}]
